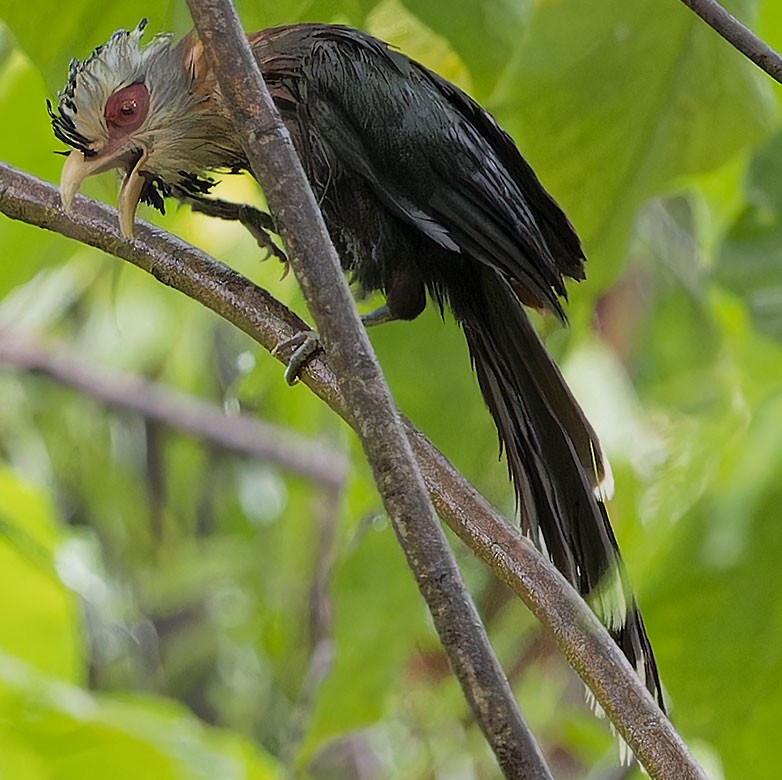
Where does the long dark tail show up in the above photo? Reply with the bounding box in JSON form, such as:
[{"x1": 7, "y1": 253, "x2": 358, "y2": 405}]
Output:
[{"x1": 461, "y1": 266, "x2": 664, "y2": 710}]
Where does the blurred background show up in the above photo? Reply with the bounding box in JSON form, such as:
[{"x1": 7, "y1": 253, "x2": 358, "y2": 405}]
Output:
[{"x1": 0, "y1": 0, "x2": 780, "y2": 777}]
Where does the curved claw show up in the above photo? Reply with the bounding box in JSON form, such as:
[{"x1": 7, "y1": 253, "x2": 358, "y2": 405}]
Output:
[{"x1": 273, "y1": 330, "x2": 321, "y2": 385}]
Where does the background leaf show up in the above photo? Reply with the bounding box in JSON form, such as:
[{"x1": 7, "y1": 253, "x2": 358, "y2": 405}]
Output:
[{"x1": 2, "y1": 0, "x2": 782, "y2": 777}]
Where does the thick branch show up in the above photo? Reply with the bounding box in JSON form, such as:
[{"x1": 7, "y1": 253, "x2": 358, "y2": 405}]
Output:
[
  {"x1": 679, "y1": 0, "x2": 782, "y2": 84},
  {"x1": 183, "y1": 3, "x2": 550, "y2": 778},
  {"x1": 0, "y1": 163, "x2": 706, "y2": 779},
  {"x1": 0, "y1": 334, "x2": 346, "y2": 490}
]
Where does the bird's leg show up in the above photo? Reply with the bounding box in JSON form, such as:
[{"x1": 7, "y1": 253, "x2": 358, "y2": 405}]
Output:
[
  {"x1": 360, "y1": 304, "x2": 397, "y2": 327},
  {"x1": 272, "y1": 330, "x2": 321, "y2": 385},
  {"x1": 170, "y1": 186, "x2": 288, "y2": 269},
  {"x1": 274, "y1": 306, "x2": 399, "y2": 385}
]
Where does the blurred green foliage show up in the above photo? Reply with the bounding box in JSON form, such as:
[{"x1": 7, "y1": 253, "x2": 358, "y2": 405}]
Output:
[{"x1": 0, "y1": 0, "x2": 781, "y2": 777}]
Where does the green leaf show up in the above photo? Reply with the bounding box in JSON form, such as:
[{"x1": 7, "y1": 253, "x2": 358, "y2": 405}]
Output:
[
  {"x1": 0, "y1": 43, "x2": 84, "y2": 294},
  {"x1": 399, "y1": 0, "x2": 531, "y2": 94},
  {"x1": 300, "y1": 518, "x2": 429, "y2": 762},
  {"x1": 0, "y1": 654, "x2": 280, "y2": 780},
  {"x1": 0, "y1": 468, "x2": 81, "y2": 682},
  {"x1": 5, "y1": 1, "x2": 782, "y2": 775},
  {"x1": 492, "y1": 0, "x2": 778, "y2": 288},
  {"x1": 644, "y1": 393, "x2": 782, "y2": 780},
  {"x1": 367, "y1": 0, "x2": 472, "y2": 89},
  {"x1": 0, "y1": 3, "x2": 177, "y2": 91},
  {"x1": 0, "y1": 1, "x2": 382, "y2": 94},
  {"x1": 715, "y1": 130, "x2": 782, "y2": 341}
]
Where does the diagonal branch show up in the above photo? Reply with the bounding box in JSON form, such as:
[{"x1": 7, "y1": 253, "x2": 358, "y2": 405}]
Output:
[
  {"x1": 0, "y1": 162, "x2": 706, "y2": 779},
  {"x1": 183, "y1": 2, "x2": 551, "y2": 778},
  {"x1": 679, "y1": 0, "x2": 782, "y2": 84},
  {"x1": 0, "y1": 334, "x2": 347, "y2": 490}
]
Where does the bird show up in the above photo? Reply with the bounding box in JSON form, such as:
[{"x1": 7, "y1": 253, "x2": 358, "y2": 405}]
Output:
[{"x1": 49, "y1": 18, "x2": 664, "y2": 711}]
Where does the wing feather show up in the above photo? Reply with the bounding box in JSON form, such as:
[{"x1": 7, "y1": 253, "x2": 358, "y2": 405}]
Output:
[{"x1": 295, "y1": 29, "x2": 584, "y2": 315}]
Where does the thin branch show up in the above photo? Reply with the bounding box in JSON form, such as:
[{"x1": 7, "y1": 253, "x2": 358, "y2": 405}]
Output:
[
  {"x1": 282, "y1": 485, "x2": 341, "y2": 777},
  {"x1": 0, "y1": 163, "x2": 706, "y2": 779},
  {"x1": 0, "y1": 333, "x2": 346, "y2": 490},
  {"x1": 182, "y1": 3, "x2": 552, "y2": 779},
  {"x1": 679, "y1": 0, "x2": 782, "y2": 84}
]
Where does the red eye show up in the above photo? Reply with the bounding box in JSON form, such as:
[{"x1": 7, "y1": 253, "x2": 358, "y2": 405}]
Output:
[{"x1": 104, "y1": 82, "x2": 150, "y2": 132}]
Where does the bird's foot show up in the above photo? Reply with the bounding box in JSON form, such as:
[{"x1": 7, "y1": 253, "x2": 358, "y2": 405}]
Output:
[
  {"x1": 235, "y1": 203, "x2": 288, "y2": 267},
  {"x1": 273, "y1": 329, "x2": 321, "y2": 385},
  {"x1": 171, "y1": 188, "x2": 288, "y2": 267},
  {"x1": 360, "y1": 304, "x2": 396, "y2": 327}
]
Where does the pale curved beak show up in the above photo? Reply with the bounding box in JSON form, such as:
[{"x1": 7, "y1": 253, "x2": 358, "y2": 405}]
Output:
[
  {"x1": 60, "y1": 150, "x2": 105, "y2": 212},
  {"x1": 117, "y1": 151, "x2": 148, "y2": 239},
  {"x1": 59, "y1": 147, "x2": 148, "y2": 239}
]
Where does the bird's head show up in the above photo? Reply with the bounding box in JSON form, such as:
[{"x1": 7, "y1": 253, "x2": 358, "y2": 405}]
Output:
[{"x1": 49, "y1": 19, "x2": 243, "y2": 236}]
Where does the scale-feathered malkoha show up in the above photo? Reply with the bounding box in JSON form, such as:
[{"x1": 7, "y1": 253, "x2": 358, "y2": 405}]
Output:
[{"x1": 49, "y1": 20, "x2": 663, "y2": 710}]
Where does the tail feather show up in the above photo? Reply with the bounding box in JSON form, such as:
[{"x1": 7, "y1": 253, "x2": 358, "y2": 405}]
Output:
[{"x1": 461, "y1": 267, "x2": 664, "y2": 711}]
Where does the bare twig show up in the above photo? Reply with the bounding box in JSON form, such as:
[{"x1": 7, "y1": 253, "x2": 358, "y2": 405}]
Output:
[
  {"x1": 0, "y1": 162, "x2": 706, "y2": 779},
  {"x1": 680, "y1": 0, "x2": 782, "y2": 84},
  {"x1": 0, "y1": 333, "x2": 347, "y2": 490},
  {"x1": 144, "y1": 417, "x2": 166, "y2": 541},
  {"x1": 183, "y1": 3, "x2": 552, "y2": 779},
  {"x1": 282, "y1": 483, "x2": 342, "y2": 776}
]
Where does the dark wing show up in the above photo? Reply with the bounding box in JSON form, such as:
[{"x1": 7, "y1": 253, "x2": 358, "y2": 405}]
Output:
[
  {"x1": 422, "y1": 67, "x2": 586, "y2": 284},
  {"x1": 298, "y1": 26, "x2": 585, "y2": 317}
]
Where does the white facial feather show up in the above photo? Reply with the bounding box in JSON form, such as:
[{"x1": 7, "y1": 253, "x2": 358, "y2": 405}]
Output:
[{"x1": 52, "y1": 19, "x2": 243, "y2": 184}]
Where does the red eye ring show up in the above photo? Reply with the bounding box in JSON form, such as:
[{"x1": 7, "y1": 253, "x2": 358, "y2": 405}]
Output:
[{"x1": 105, "y1": 82, "x2": 150, "y2": 132}]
